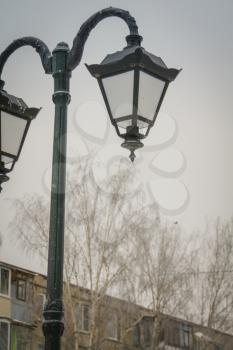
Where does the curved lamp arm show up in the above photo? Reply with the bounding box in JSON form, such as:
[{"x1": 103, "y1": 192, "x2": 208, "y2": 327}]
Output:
[
  {"x1": 0, "y1": 36, "x2": 52, "y2": 88},
  {"x1": 0, "y1": 8, "x2": 141, "y2": 82},
  {"x1": 67, "y1": 6, "x2": 142, "y2": 71}
]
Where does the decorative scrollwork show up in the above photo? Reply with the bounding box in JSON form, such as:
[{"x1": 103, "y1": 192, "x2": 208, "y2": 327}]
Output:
[
  {"x1": 0, "y1": 36, "x2": 52, "y2": 78},
  {"x1": 67, "y1": 7, "x2": 141, "y2": 71}
]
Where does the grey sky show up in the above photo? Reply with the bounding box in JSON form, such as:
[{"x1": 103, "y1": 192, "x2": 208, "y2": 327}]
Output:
[{"x1": 0, "y1": 0, "x2": 233, "y2": 272}]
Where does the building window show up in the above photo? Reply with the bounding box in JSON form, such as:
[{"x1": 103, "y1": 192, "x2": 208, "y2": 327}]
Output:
[
  {"x1": 76, "y1": 304, "x2": 90, "y2": 332},
  {"x1": 193, "y1": 339, "x2": 204, "y2": 350},
  {"x1": 107, "y1": 313, "x2": 120, "y2": 341},
  {"x1": 33, "y1": 293, "x2": 46, "y2": 320},
  {"x1": 0, "y1": 320, "x2": 10, "y2": 350},
  {"x1": 180, "y1": 323, "x2": 192, "y2": 348},
  {"x1": 143, "y1": 319, "x2": 151, "y2": 346},
  {"x1": 0, "y1": 267, "x2": 10, "y2": 297},
  {"x1": 16, "y1": 279, "x2": 27, "y2": 301},
  {"x1": 11, "y1": 325, "x2": 31, "y2": 350},
  {"x1": 214, "y1": 345, "x2": 223, "y2": 350},
  {"x1": 133, "y1": 323, "x2": 140, "y2": 346}
]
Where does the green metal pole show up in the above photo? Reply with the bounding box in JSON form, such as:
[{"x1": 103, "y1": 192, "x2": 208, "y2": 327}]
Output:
[{"x1": 42, "y1": 42, "x2": 71, "y2": 350}]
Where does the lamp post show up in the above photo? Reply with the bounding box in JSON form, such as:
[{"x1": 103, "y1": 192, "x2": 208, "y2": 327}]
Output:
[{"x1": 0, "y1": 7, "x2": 180, "y2": 349}]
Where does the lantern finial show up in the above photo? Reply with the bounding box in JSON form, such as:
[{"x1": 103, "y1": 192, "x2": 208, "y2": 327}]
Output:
[
  {"x1": 0, "y1": 162, "x2": 9, "y2": 192},
  {"x1": 121, "y1": 136, "x2": 143, "y2": 162}
]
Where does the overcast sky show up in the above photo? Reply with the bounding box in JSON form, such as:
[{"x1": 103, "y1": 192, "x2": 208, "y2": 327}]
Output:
[{"x1": 1, "y1": 0, "x2": 233, "y2": 272}]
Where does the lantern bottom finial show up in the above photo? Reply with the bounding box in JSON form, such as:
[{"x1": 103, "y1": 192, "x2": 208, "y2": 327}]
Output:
[
  {"x1": 121, "y1": 138, "x2": 143, "y2": 162},
  {"x1": 0, "y1": 162, "x2": 10, "y2": 192},
  {"x1": 0, "y1": 173, "x2": 9, "y2": 192}
]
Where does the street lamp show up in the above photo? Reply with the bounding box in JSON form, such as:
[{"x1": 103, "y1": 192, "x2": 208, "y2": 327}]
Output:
[
  {"x1": 87, "y1": 36, "x2": 180, "y2": 161},
  {"x1": 0, "y1": 89, "x2": 40, "y2": 191},
  {"x1": 0, "y1": 7, "x2": 180, "y2": 349}
]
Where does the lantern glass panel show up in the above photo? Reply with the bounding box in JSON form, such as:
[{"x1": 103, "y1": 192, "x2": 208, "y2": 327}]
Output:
[
  {"x1": 1, "y1": 155, "x2": 13, "y2": 165},
  {"x1": 137, "y1": 119, "x2": 149, "y2": 129},
  {"x1": 139, "y1": 127, "x2": 149, "y2": 136},
  {"x1": 117, "y1": 120, "x2": 133, "y2": 129},
  {"x1": 138, "y1": 71, "x2": 165, "y2": 121},
  {"x1": 102, "y1": 70, "x2": 134, "y2": 119},
  {"x1": 1, "y1": 111, "x2": 27, "y2": 157}
]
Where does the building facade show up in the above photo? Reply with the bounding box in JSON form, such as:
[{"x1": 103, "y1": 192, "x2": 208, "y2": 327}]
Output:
[
  {"x1": 1, "y1": 261, "x2": 233, "y2": 350},
  {"x1": 0, "y1": 262, "x2": 39, "y2": 349},
  {"x1": 130, "y1": 314, "x2": 233, "y2": 350}
]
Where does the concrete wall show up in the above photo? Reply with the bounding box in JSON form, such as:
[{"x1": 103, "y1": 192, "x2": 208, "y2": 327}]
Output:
[{"x1": 0, "y1": 296, "x2": 11, "y2": 318}]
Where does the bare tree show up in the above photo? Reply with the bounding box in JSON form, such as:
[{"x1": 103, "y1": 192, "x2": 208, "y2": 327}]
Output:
[
  {"x1": 10, "y1": 155, "x2": 150, "y2": 349},
  {"x1": 188, "y1": 217, "x2": 233, "y2": 333},
  {"x1": 117, "y1": 213, "x2": 195, "y2": 348},
  {"x1": 14, "y1": 155, "x2": 233, "y2": 348}
]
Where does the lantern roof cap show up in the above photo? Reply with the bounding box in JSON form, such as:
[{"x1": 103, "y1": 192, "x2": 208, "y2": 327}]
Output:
[
  {"x1": 86, "y1": 45, "x2": 181, "y2": 82},
  {"x1": 0, "y1": 89, "x2": 40, "y2": 119},
  {"x1": 102, "y1": 45, "x2": 166, "y2": 67}
]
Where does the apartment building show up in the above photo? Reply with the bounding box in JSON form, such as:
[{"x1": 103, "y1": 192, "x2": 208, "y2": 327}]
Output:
[
  {"x1": 0, "y1": 262, "x2": 38, "y2": 349},
  {"x1": 1, "y1": 261, "x2": 233, "y2": 350},
  {"x1": 0, "y1": 261, "x2": 145, "y2": 350},
  {"x1": 130, "y1": 314, "x2": 233, "y2": 350}
]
